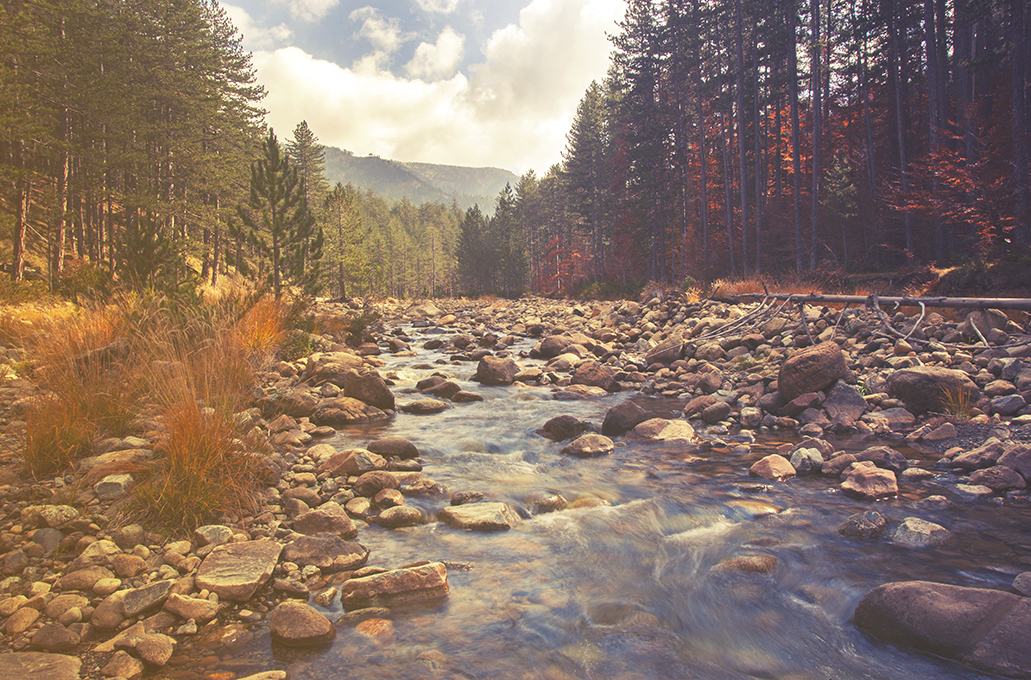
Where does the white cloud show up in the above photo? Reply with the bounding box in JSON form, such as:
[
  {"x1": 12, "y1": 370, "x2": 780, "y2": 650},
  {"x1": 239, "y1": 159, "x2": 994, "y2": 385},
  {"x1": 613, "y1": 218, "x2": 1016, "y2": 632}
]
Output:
[
  {"x1": 405, "y1": 26, "x2": 465, "y2": 80},
  {"x1": 415, "y1": 0, "x2": 461, "y2": 12},
  {"x1": 252, "y1": 0, "x2": 627, "y2": 173},
  {"x1": 350, "y1": 6, "x2": 412, "y2": 56},
  {"x1": 220, "y1": 3, "x2": 292, "y2": 50},
  {"x1": 273, "y1": 0, "x2": 339, "y2": 22}
]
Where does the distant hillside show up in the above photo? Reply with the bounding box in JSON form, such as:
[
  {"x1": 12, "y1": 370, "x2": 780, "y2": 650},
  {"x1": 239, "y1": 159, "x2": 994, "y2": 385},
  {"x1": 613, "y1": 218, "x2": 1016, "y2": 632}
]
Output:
[{"x1": 322, "y1": 146, "x2": 517, "y2": 213}]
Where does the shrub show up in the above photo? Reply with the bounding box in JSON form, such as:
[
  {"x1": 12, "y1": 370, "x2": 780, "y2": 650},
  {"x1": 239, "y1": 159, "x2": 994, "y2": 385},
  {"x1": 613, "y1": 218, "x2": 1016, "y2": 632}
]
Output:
[{"x1": 343, "y1": 307, "x2": 381, "y2": 346}]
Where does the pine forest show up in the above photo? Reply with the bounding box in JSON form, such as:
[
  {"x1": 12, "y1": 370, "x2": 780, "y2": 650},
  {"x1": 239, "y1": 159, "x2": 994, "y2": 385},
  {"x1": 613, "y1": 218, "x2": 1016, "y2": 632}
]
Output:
[{"x1": 2, "y1": 0, "x2": 1030, "y2": 298}]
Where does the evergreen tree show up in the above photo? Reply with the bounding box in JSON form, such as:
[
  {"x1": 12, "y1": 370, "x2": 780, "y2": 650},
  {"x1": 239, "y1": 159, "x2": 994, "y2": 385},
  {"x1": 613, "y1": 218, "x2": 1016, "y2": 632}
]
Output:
[
  {"x1": 236, "y1": 129, "x2": 323, "y2": 296},
  {"x1": 455, "y1": 205, "x2": 487, "y2": 294}
]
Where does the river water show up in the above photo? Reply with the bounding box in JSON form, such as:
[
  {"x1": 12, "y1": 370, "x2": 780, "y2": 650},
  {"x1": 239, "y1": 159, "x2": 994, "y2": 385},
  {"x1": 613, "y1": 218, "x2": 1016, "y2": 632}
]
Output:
[{"x1": 169, "y1": 324, "x2": 1031, "y2": 680}]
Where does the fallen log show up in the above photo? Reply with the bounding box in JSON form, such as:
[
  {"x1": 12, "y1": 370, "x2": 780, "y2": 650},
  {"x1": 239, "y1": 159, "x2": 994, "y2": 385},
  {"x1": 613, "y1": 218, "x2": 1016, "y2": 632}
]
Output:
[{"x1": 715, "y1": 292, "x2": 1031, "y2": 312}]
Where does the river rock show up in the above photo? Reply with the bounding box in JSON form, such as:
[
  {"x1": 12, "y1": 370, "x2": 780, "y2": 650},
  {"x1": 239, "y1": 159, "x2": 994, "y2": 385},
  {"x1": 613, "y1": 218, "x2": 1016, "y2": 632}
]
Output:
[
  {"x1": 367, "y1": 436, "x2": 419, "y2": 459},
  {"x1": 303, "y1": 351, "x2": 364, "y2": 385},
  {"x1": 135, "y1": 633, "x2": 175, "y2": 666},
  {"x1": 701, "y1": 401, "x2": 732, "y2": 424},
  {"x1": 475, "y1": 356, "x2": 518, "y2": 385},
  {"x1": 645, "y1": 337, "x2": 683, "y2": 366},
  {"x1": 892, "y1": 518, "x2": 950, "y2": 546},
  {"x1": 628, "y1": 418, "x2": 698, "y2": 442},
  {"x1": 778, "y1": 342, "x2": 848, "y2": 402},
  {"x1": 837, "y1": 510, "x2": 887, "y2": 537},
  {"x1": 969, "y1": 465, "x2": 1027, "y2": 492},
  {"x1": 571, "y1": 361, "x2": 619, "y2": 392},
  {"x1": 101, "y1": 651, "x2": 144, "y2": 680},
  {"x1": 313, "y1": 397, "x2": 389, "y2": 426},
  {"x1": 537, "y1": 415, "x2": 586, "y2": 442},
  {"x1": 823, "y1": 382, "x2": 868, "y2": 421},
  {"x1": 339, "y1": 562, "x2": 449, "y2": 609},
  {"x1": 0, "y1": 653, "x2": 81, "y2": 680},
  {"x1": 561, "y1": 433, "x2": 614, "y2": 457},
  {"x1": 855, "y1": 446, "x2": 908, "y2": 473},
  {"x1": 162, "y1": 593, "x2": 218, "y2": 622},
  {"x1": 789, "y1": 448, "x2": 824, "y2": 475},
  {"x1": 887, "y1": 366, "x2": 980, "y2": 415},
  {"x1": 535, "y1": 335, "x2": 574, "y2": 358},
  {"x1": 67, "y1": 539, "x2": 121, "y2": 572},
  {"x1": 601, "y1": 401, "x2": 648, "y2": 436},
  {"x1": 195, "y1": 540, "x2": 283, "y2": 601},
  {"x1": 29, "y1": 624, "x2": 79, "y2": 653},
  {"x1": 401, "y1": 398, "x2": 449, "y2": 414},
  {"x1": 840, "y1": 464, "x2": 898, "y2": 500},
  {"x1": 121, "y1": 580, "x2": 174, "y2": 617},
  {"x1": 854, "y1": 580, "x2": 1031, "y2": 678},
  {"x1": 952, "y1": 439, "x2": 1007, "y2": 471},
  {"x1": 269, "y1": 601, "x2": 336, "y2": 647},
  {"x1": 375, "y1": 506, "x2": 425, "y2": 528},
  {"x1": 293, "y1": 503, "x2": 358, "y2": 538},
  {"x1": 281, "y1": 535, "x2": 369, "y2": 571},
  {"x1": 438, "y1": 502, "x2": 520, "y2": 531},
  {"x1": 344, "y1": 368, "x2": 395, "y2": 411},
  {"x1": 748, "y1": 454, "x2": 796, "y2": 481},
  {"x1": 354, "y1": 470, "x2": 401, "y2": 497},
  {"x1": 258, "y1": 388, "x2": 318, "y2": 418},
  {"x1": 998, "y1": 444, "x2": 1031, "y2": 479}
]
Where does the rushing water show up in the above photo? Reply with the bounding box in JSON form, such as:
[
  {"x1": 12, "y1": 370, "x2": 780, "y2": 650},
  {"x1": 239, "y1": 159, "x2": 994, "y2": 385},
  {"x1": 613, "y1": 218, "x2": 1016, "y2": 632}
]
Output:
[{"x1": 165, "y1": 324, "x2": 1031, "y2": 680}]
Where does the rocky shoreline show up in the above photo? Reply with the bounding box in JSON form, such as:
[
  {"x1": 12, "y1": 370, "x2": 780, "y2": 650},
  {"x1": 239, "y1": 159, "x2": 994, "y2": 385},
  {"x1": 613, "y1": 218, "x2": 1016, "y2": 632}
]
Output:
[{"x1": 0, "y1": 292, "x2": 1030, "y2": 679}]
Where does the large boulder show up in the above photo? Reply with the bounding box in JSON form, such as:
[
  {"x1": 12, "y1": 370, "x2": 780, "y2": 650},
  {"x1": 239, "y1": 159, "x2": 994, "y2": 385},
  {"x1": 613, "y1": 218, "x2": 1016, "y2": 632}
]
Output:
[
  {"x1": 601, "y1": 400, "x2": 648, "y2": 436},
  {"x1": 645, "y1": 336, "x2": 683, "y2": 366},
  {"x1": 339, "y1": 562, "x2": 449, "y2": 609},
  {"x1": 887, "y1": 366, "x2": 981, "y2": 415},
  {"x1": 534, "y1": 335, "x2": 574, "y2": 359},
  {"x1": 475, "y1": 356, "x2": 518, "y2": 386},
  {"x1": 195, "y1": 540, "x2": 282, "y2": 601},
  {"x1": 536, "y1": 415, "x2": 587, "y2": 442},
  {"x1": 257, "y1": 389, "x2": 318, "y2": 419},
  {"x1": 292, "y1": 503, "x2": 357, "y2": 538},
  {"x1": 854, "y1": 581, "x2": 1031, "y2": 679},
  {"x1": 778, "y1": 341, "x2": 849, "y2": 402},
  {"x1": 343, "y1": 368, "x2": 395, "y2": 411}
]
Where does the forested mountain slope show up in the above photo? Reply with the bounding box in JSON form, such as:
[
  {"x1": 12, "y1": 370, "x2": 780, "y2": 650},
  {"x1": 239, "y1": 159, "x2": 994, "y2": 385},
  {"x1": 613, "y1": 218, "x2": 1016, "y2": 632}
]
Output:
[{"x1": 323, "y1": 147, "x2": 517, "y2": 212}]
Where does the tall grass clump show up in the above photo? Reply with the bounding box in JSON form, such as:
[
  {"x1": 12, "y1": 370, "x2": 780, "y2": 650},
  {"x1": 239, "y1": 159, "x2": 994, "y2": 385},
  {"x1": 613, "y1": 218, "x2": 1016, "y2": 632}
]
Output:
[
  {"x1": 23, "y1": 305, "x2": 138, "y2": 476},
  {"x1": 131, "y1": 399, "x2": 260, "y2": 534}
]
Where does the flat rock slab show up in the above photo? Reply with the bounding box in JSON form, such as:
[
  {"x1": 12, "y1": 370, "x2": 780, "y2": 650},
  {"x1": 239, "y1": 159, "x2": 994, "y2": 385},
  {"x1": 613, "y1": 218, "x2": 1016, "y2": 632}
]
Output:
[
  {"x1": 339, "y1": 562, "x2": 449, "y2": 609},
  {"x1": 280, "y1": 535, "x2": 369, "y2": 572},
  {"x1": 196, "y1": 540, "x2": 283, "y2": 601},
  {"x1": 0, "y1": 652, "x2": 81, "y2": 680},
  {"x1": 438, "y1": 502, "x2": 520, "y2": 531}
]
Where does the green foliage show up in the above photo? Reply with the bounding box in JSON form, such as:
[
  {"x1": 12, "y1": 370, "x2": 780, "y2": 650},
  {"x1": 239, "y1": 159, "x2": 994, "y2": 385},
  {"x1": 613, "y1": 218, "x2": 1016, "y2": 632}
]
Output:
[
  {"x1": 343, "y1": 307, "x2": 382, "y2": 346},
  {"x1": 0, "y1": 277, "x2": 50, "y2": 305},
  {"x1": 55, "y1": 261, "x2": 111, "y2": 303},
  {"x1": 237, "y1": 129, "x2": 325, "y2": 297}
]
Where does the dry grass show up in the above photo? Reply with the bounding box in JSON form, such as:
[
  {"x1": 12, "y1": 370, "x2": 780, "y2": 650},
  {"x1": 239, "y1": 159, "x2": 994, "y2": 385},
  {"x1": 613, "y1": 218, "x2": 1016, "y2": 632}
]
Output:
[
  {"x1": 19, "y1": 291, "x2": 287, "y2": 531},
  {"x1": 938, "y1": 384, "x2": 977, "y2": 420},
  {"x1": 130, "y1": 400, "x2": 259, "y2": 534}
]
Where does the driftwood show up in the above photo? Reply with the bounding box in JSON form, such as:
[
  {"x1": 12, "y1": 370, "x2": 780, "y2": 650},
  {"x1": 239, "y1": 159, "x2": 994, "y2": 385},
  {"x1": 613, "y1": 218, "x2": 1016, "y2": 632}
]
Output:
[{"x1": 716, "y1": 292, "x2": 1031, "y2": 312}]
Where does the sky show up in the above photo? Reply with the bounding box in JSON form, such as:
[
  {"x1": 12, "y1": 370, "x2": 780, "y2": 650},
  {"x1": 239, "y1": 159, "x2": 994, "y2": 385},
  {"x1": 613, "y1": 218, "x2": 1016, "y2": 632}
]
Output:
[{"x1": 218, "y1": 0, "x2": 629, "y2": 174}]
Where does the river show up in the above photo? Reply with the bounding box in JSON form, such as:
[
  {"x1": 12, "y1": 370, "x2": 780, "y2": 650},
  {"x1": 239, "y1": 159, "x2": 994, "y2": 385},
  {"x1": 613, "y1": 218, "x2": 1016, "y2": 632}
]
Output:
[{"x1": 164, "y1": 322, "x2": 1031, "y2": 680}]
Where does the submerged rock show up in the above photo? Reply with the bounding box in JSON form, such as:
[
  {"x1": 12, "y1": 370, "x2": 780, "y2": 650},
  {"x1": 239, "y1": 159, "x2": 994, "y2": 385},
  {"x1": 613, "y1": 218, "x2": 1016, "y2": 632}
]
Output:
[
  {"x1": 339, "y1": 562, "x2": 449, "y2": 609},
  {"x1": 269, "y1": 601, "x2": 336, "y2": 647}
]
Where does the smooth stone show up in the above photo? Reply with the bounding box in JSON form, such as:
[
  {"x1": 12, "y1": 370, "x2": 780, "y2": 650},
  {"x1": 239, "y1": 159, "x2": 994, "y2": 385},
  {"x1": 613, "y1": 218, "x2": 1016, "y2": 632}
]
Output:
[
  {"x1": 375, "y1": 506, "x2": 425, "y2": 528},
  {"x1": 162, "y1": 593, "x2": 219, "y2": 623},
  {"x1": 748, "y1": 454, "x2": 796, "y2": 481},
  {"x1": 280, "y1": 535, "x2": 370, "y2": 572},
  {"x1": 838, "y1": 511, "x2": 887, "y2": 538},
  {"x1": 561, "y1": 433, "x2": 614, "y2": 458},
  {"x1": 269, "y1": 601, "x2": 336, "y2": 647},
  {"x1": 892, "y1": 517, "x2": 951, "y2": 547},
  {"x1": 292, "y1": 503, "x2": 358, "y2": 539},
  {"x1": 29, "y1": 624, "x2": 79, "y2": 653}
]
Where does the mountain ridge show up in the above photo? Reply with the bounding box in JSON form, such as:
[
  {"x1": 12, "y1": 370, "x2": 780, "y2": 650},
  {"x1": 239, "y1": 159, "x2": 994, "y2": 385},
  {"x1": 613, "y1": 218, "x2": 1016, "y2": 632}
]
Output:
[{"x1": 322, "y1": 146, "x2": 517, "y2": 213}]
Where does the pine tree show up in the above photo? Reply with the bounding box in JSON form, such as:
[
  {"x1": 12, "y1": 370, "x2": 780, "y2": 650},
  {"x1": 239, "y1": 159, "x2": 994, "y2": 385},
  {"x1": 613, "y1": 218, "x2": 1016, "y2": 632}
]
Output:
[{"x1": 237, "y1": 129, "x2": 323, "y2": 296}]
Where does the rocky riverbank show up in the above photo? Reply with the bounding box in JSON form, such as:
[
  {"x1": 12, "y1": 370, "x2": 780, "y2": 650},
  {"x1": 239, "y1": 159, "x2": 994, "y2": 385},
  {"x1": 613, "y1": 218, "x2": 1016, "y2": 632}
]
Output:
[{"x1": 1, "y1": 291, "x2": 1030, "y2": 679}]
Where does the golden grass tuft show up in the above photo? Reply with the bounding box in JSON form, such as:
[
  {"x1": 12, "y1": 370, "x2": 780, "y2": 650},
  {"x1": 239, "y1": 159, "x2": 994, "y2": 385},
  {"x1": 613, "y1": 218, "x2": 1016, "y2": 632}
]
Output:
[
  {"x1": 938, "y1": 384, "x2": 977, "y2": 420},
  {"x1": 131, "y1": 399, "x2": 259, "y2": 534}
]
